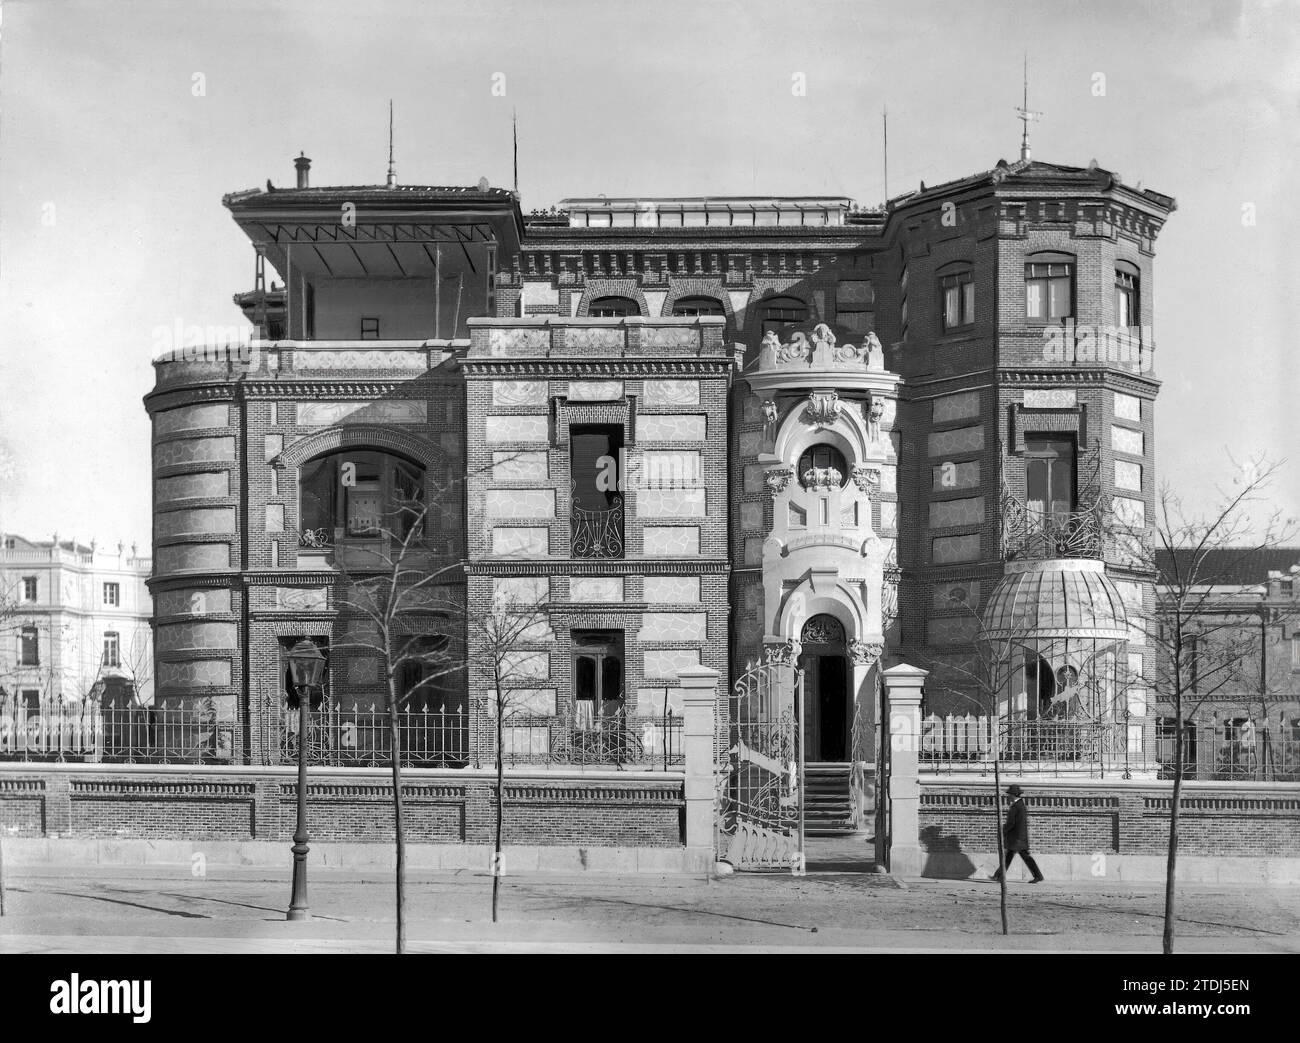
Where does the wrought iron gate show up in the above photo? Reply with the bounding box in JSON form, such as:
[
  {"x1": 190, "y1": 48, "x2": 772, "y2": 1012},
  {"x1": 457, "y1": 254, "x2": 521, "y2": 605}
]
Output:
[{"x1": 717, "y1": 660, "x2": 804, "y2": 870}]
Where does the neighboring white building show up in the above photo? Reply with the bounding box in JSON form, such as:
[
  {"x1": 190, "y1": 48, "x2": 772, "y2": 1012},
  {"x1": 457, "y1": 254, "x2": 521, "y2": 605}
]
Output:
[{"x1": 0, "y1": 533, "x2": 153, "y2": 712}]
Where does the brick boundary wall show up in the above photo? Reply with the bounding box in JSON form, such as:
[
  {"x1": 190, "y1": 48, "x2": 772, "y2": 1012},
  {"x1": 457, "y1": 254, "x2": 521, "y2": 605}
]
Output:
[
  {"x1": 919, "y1": 777, "x2": 1300, "y2": 860},
  {"x1": 0, "y1": 764, "x2": 684, "y2": 848}
]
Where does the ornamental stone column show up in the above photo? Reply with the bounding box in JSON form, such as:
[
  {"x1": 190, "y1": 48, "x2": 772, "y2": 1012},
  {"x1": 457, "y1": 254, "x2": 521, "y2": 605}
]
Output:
[
  {"x1": 677, "y1": 666, "x2": 720, "y2": 873},
  {"x1": 882, "y1": 663, "x2": 927, "y2": 877}
]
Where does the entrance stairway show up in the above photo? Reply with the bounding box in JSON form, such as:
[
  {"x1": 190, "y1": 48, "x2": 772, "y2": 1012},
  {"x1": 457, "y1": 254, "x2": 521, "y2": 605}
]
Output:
[{"x1": 804, "y1": 762, "x2": 856, "y2": 836}]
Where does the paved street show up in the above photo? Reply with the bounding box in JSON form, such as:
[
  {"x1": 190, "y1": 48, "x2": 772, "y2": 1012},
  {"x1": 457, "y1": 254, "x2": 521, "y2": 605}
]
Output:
[{"x1": 3, "y1": 859, "x2": 1298, "y2": 953}]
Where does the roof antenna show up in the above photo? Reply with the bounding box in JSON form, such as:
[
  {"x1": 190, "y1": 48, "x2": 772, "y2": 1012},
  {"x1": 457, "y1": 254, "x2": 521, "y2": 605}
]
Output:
[
  {"x1": 386, "y1": 99, "x2": 397, "y2": 188},
  {"x1": 882, "y1": 105, "x2": 889, "y2": 202},
  {"x1": 1016, "y1": 53, "x2": 1042, "y2": 163},
  {"x1": 512, "y1": 108, "x2": 519, "y2": 198}
]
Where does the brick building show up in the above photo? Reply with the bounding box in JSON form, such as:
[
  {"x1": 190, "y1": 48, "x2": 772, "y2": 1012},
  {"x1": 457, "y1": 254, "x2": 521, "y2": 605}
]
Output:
[{"x1": 137, "y1": 148, "x2": 1177, "y2": 828}]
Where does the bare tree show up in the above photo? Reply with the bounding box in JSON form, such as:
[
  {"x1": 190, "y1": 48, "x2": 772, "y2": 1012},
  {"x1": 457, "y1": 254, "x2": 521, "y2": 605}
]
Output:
[
  {"x1": 920, "y1": 600, "x2": 1031, "y2": 936},
  {"x1": 464, "y1": 585, "x2": 551, "y2": 922},
  {"x1": 1139, "y1": 455, "x2": 1296, "y2": 954},
  {"x1": 334, "y1": 499, "x2": 464, "y2": 955}
]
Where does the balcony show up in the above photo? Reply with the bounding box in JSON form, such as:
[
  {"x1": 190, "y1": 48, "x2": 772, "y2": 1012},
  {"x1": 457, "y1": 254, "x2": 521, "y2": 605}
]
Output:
[{"x1": 570, "y1": 496, "x2": 624, "y2": 559}]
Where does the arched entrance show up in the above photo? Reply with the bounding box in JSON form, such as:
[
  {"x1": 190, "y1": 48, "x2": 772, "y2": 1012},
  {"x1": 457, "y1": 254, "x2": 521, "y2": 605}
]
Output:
[{"x1": 799, "y1": 615, "x2": 850, "y2": 762}]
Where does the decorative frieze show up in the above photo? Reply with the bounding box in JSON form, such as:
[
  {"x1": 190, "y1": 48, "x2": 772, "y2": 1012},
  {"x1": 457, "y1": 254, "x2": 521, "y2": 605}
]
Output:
[
  {"x1": 488, "y1": 328, "x2": 550, "y2": 355},
  {"x1": 568, "y1": 380, "x2": 624, "y2": 401},
  {"x1": 275, "y1": 586, "x2": 328, "y2": 611},
  {"x1": 292, "y1": 350, "x2": 426, "y2": 371},
  {"x1": 566, "y1": 327, "x2": 625, "y2": 351},
  {"x1": 849, "y1": 639, "x2": 884, "y2": 667},
  {"x1": 492, "y1": 381, "x2": 549, "y2": 406},
  {"x1": 642, "y1": 380, "x2": 700, "y2": 405},
  {"x1": 765, "y1": 466, "x2": 795, "y2": 495},
  {"x1": 295, "y1": 401, "x2": 426, "y2": 426},
  {"x1": 763, "y1": 639, "x2": 801, "y2": 666},
  {"x1": 803, "y1": 390, "x2": 841, "y2": 428},
  {"x1": 851, "y1": 465, "x2": 881, "y2": 496}
]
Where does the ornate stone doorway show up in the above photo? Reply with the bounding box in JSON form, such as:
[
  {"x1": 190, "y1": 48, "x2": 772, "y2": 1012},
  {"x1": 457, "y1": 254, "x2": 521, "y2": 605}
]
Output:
[{"x1": 799, "y1": 615, "x2": 850, "y2": 762}]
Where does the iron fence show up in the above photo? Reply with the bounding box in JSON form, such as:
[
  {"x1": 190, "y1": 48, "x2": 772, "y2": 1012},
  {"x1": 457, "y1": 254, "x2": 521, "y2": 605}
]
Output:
[
  {"x1": 482, "y1": 711, "x2": 684, "y2": 769},
  {"x1": 0, "y1": 700, "x2": 233, "y2": 764},
  {"x1": 915, "y1": 712, "x2": 1300, "y2": 781},
  {"x1": 264, "y1": 703, "x2": 471, "y2": 769}
]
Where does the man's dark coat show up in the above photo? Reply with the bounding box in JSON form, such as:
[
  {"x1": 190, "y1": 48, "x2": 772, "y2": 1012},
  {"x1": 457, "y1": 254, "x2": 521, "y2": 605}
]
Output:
[{"x1": 1003, "y1": 796, "x2": 1030, "y2": 852}]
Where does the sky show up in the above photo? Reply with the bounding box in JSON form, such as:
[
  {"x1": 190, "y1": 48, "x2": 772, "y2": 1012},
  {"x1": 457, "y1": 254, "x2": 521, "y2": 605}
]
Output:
[{"x1": 1, "y1": 0, "x2": 1297, "y2": 550}]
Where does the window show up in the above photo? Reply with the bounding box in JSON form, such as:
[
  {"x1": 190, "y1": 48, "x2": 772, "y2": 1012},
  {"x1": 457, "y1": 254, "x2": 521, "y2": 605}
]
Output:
[
  {"x1": 570, "y1": 425, "x2": 624, "y2": 558},
  {"x1": 1024, "y1": 437, "x2": 1076, "y2": 522},
  {"x1": 760, "y1": 296, "x2": 808, "y2": 337},
  {"x1": 21, "y1": 577, "x2": 37, "y2": 602},
  {"x1": 572, "y1": 630, "x2": 624, "y2": 730},
  {"x1": 797, "y1": 444, "x2": 849, "y2": 488},
  {"x1": 940, "y1": 269, "x2": 975, "y2": 331},
  {"x1": 20, "y1": 626, "x2": 39, "y2": 666},
  {"x1": 299, "y1": 450, "x2": 426, "y2": 543},
  {"x1": 103, "y1": 582, "x2": 120, "y2": 607},
  {"x1": 1291, "y1": 632, "x2": 1300, "y2": 673},
  {"x1": 588, "y1": 296, "x2": 639, "y2": 318},
  {"x1": 1115, "y1": 263, "x2": 1139, "y2": 329},
  {"x1": 1156, "y1": 717, "x2": 1197, "y2": 775},
  {"x1": 835, "y1": 280, "x2": 874, "y2": 333},
  {"x1": 1025, "y1": 257, "x2": 1074, "y2": 321},
  {"x1": 360, "y1": 317, "x2": 380, "y2": 339},
  {"x1": 671, "y1": 296, "x2": 725, "y2": 317},
  {"x1": 1186, "y1": 634, "x2": 1200, "y2": 693},
  {"x1": 103, "y1": 632, "x2": 120, "y2": 667}
]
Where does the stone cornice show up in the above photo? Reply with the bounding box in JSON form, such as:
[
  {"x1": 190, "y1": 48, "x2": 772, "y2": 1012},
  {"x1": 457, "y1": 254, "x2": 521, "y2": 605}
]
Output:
[
  {"x1": 465, "y1": 558, "x2": 731, "y2": 575},
  {"x1": 461, "y1": 358, "x2": 735, "y2": 378},
  {"x1": 995, "y1": 367, "x2": 1161, "y2": 395}
]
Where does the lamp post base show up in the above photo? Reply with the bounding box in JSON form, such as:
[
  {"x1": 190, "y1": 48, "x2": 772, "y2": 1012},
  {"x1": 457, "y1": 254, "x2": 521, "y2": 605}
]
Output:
[{"x1": 286, "y1": 841, "x2": 311, "y2": 921}]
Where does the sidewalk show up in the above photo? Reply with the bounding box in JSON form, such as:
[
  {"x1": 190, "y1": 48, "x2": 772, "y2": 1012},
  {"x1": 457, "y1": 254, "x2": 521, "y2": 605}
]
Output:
[{"x1": 4, "y1": 862, "x2": 1298, "y2": 954}]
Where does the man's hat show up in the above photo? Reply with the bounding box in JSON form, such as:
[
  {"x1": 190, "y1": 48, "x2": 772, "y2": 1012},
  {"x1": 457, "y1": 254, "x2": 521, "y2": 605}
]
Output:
[{"x1": 1006, "y1": 784, "x2": 1023, "y2": 796}]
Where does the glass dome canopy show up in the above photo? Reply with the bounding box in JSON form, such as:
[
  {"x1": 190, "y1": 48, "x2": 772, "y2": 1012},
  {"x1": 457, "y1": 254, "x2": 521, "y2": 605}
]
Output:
[{"x1": 980, "y1": 558, "x2": 1129, "y2": 643}]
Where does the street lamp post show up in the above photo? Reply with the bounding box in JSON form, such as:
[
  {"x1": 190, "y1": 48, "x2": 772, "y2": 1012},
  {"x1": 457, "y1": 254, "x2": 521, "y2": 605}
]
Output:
[{"x1": 285, "y1": 639, "x2": 326, "y2": 922}]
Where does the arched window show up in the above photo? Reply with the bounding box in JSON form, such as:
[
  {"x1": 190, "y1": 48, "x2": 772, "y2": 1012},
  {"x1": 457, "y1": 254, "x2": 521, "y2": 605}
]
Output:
[
  {"x1": 299, "y1": 450, "x2": 425, "y2": 543},
  {"x1": 797, "y1": 444, "x2": 848, "y2": 488},
  {"x1": 671, "y1": 296, "x2": 725, "y2": 317},
  {"x1": 588, "y1": 296, "x2": 640, "y2": 318},
  {"x1": 760, "y1": 296, "x2": 808, "y2": 336}
]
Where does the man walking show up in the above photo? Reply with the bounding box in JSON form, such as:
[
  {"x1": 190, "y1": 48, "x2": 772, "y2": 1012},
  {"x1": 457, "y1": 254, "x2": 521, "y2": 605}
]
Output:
[{"x1": 992, "y1": 784, "x2": 1044, "y2": 883}]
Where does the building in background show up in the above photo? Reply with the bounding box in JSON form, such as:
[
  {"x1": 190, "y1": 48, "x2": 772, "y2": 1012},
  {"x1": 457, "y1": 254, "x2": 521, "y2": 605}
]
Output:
[
  {"x1": 0, "y1": 534, "x2": 153, "y2": 748},
  {"x1": 1151, "y1": 548, "x2": 1300, "y2": 779}
]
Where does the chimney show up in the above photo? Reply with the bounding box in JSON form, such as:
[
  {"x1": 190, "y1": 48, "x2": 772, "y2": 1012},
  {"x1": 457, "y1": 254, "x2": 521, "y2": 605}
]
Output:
[{"x1": 294, "y1": 153, "x2": 311, "y2": 189}]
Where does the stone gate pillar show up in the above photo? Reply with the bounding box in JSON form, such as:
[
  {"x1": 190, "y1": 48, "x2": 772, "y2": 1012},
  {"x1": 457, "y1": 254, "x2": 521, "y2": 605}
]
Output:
[
  {"x1": 677, "y1": 666, "x2": 720, "y2": 872},
  {"x1": 882, "y1": 663, "x2": 927, "y2": 877}
]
